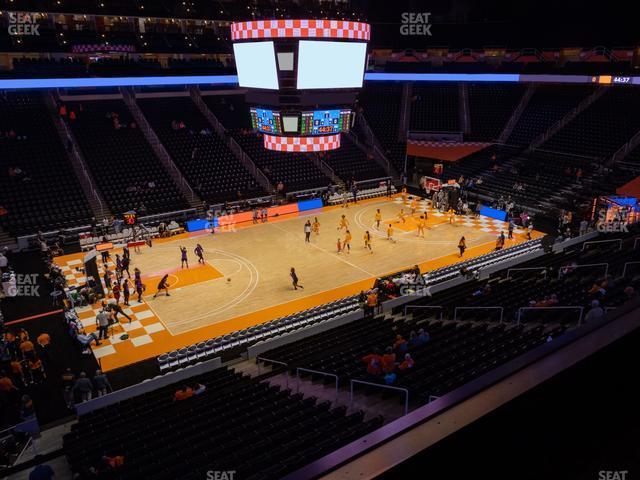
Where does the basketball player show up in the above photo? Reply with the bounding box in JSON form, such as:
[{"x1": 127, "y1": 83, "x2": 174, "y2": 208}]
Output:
[
  {"x1": 194, "y1": 244, "x2": 204, "y2": 264},
  {"x1": 338, "y1": 214, "x2": 349, "y2": 231},
  {"x1": 458, "y1": 236, "x2": 466, "y2": 257},
  {"x1": 417, "y1": 215, "x2": 426, "y2": 237},
  {"x1": 410, "y1": 197, "x2": 418, "y2": 215},
  {"x1": 290, "y1": 267, "x2": 304, "y2": 290},
  {"x1": 312, "y1": 217, "x2": 320, "y2": 236},
  {"x1": 374, "y1": 209, "x2": 382, "y2": 229},
  {"x1": 153, "y1": 274, "x2": 170, "y2": 298},
  {"x1": 180, "y1": 246, "x2": 189, "y2": 269},
  {"x1": 304, "y1": 220, "x2": 312, "y2": 243},
  {"x1": 401, "y1": 187, "x2": 408, "y2": 204},
  {"x1": 448, "y1": 208, "x2": 456, "y2": 225},
  {"x1": 344, "y1": 230, "x2": 352, "y2": 253},
  {"x1": 364, "y1": 231, "x2": 372, "y2": 253},
  {"x1": 336, "y1": 238, "x2": 343, "y2": 254},
  {"x1": 397, "y1": 209, "x2": 406, "y2": 224},
  {"x1": 387, "y1": 224, "x2": 396, "y2": 242}
]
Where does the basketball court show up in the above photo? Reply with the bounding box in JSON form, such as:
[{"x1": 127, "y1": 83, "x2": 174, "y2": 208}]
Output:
[{"x1": 54, "y1": 195, "x2": 542, "y2": 371}]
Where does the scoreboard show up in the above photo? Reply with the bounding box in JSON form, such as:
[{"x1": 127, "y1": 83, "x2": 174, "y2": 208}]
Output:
[
  {"x1": 250, "y1": 108, "x2": 354, "y2": 136},
  {"x1": 250, "y1": 108, "x2": 283, "y2": 135},
  {"x1": 300, "y1": 110, "x2": 352, "y2": 135}
]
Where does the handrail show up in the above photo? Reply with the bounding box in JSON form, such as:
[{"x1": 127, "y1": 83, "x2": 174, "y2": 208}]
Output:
[
  {"x1": 403, "y1": 305, "x2": 443, "y2": 320},
  {"x1": 256, "y1": 357, "x2": 289, "y2": 387},
  {"x1": 622, "y1": 261, "x2": 640, "y2": 277},
  {"x1": 558, "y1": 262, "x2": 609, "y2": 279},
  {"x1": 454, "y1": 306, "x2": 504, "y2": 323},
  {"x1": 507, "y1": 266, "x2": 548, "y2": 279},
  {"x1": 296, "y1": 367, "x2": 339, "y2": 404},
  {"x1": 582, "y1": 239, "x2": 623, "y2": 251},
  {"x1": 350, "y1": 379, "x2": 409, "y2": 416},
  {"x1": 517, "y1": 306, "x2": 584, "y2": 326},
  {"x1": 633, "y1": 238, "x2": 640, "y2": 250}
]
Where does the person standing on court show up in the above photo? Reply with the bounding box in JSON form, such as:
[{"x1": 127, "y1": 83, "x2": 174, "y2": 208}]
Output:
[
  {"x1": 194, "y1": 244, "x2": 205, "y2": 264},
  {"x1": 458, "y1": 236, "x2": 466, "y2": 257},
  {"x1": 304, "y1": 221, "x2": 312, "y2": 243},
  {"x1": 290, "y1": 267, "x2": 304, "y2": 290},
  {"x1": 153, "y1": 274, "x2": 170, "y2": 298},
  {"x1": 180, "y1": 246, "x2": 189, "y2": 269}
]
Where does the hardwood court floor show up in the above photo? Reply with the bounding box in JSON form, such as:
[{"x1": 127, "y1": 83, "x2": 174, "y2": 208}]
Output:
[{"x1": 56, "y1": 195, "x2": 542, "y2": 370}]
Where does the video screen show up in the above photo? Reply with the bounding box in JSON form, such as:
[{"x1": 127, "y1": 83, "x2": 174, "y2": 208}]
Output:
[
  {"x1": 233, "y1": 41, "x2": 279, "y2": 90},
  {"x1": 296, "y1": 41, "x2": 367, "y2": 89},
  {"x1": 301, "y1": 109, "x2": 353, "y2": 135},
  {"x1": 250, "y1": 108, "x2": 283, "y2": 134}
]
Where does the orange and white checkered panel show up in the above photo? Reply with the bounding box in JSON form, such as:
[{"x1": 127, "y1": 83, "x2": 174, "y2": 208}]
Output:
[
  {"x1": 263, "y1": 134, "x2": 341, "y2": 152},
  {"x1": 231, "y1": 20, "x2": 371, "y2": 41}
]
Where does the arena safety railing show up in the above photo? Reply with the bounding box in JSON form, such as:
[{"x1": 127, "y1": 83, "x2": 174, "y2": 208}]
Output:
[
  {"x1": 622, "y1": 261, "x2": 640, "y2": 277},
  {"x1": 256, "y1": 357, "x2": 289, "y2": 387},
  {"x1": 296, "y1": 368, "x2": 339, "y2": 405},
  {"x1": 582, "y1": 238, "x2": 623, "y2": 251},
  {"x1": 350, "y1": 380, "x2": 410, "y2": 417},
  {"x1": 507, "y1": 266, "x2": 548, "y2": 279},
  {"x1": 558, "y1": 262, "x2": 609, "y2": 279},
  {"x1": 516, "y1": 306, "x2": 584, "y2": 326},
  {"x1": 402, "y1": 305, "x2": 443, "y2": 320},
  {"x1": 454, "y1": 306, "x2": 504, "y2": 323}
]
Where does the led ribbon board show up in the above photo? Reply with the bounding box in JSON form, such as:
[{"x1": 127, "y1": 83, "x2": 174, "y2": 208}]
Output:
[
  {"x1": 263, "y1": 134, "x2": 341, "y2": 152},
  {"x1": 231, "y1": 20, "x2": 370, "y2": 41}
]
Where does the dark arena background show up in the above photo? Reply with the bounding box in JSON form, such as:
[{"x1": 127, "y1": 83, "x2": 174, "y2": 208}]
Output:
[{"x1": 0, "y1": 1, "x2": 639, "y2": 479}]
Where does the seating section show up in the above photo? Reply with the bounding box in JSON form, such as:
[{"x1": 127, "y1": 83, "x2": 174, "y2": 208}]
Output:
[
  {"x1": 138, "y1": 96, "x2": 264, "y2": 203},
  {"x1": 467, "y1": 83, "x2": 525, "y2": 141},
  {"x1": 507, "y1": 85, "x2": 594, "y2": 146},
  {"x1": 358, "y1": 84, "x2": 406, "y2": 172},
  {"x1": 64, "y1": 367, "x2": 382, "y2": 480},
  {"x1": 0, "y1": 93, "x2": 92, "y2": 235},
  {"x1": 320, "y1": 135, "x2": 388, "y2": 181},
  {"x1": 261, "y1": 236, "x2": 639, "y2": 403},
  {"x1": 65, "y1": 100, "x2": 189, "y2": 215},
  {"x1": 410, "y1": 83, "x2": 460, "y2": 132},
  {"x1": 542, "y1": 87, "x2": 640, "y2": 158},
  {"x1": 205, "y1": 96, "x2": 330, "y2": 192}
]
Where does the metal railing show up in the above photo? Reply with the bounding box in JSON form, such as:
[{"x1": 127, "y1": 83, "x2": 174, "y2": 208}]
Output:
[
  {"x1": 517, "y1": 306, "x2": 584, "y2": 326},
  {"x1": 256, "y1": 357, "x2": 289, "y2": 388},
  {"x1": 350, "y1": 379, "x2": 409, "y2": 416},
  {"x1": 507, "y1": 267, "x2": 548, "y2": 279},
  {"x1": 296, "y1": 367, "x2": 339, "y2": 404},
  {"x1": 558, "y1": 262, "x2": 609, "y2": 279},
  {"x1": 454, "y1": 306, "x2": 504, "y2": 323},
  {"x1": 622, "y1": 261, "x2": 640, "y2": 277},
  {"x1": 582, "y1": 239, "x2": 623, "y2": 251},
  {"x1": 403, "y1": 305, "x2": 443, "y2": 320}
]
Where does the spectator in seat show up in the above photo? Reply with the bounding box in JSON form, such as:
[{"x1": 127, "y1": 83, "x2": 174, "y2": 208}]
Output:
[
  {"x1": 398, "y1": 353, "x2": 414, "y2": 371},
  {"x1": 624, "y1": 286, "x2": 638, "y2": 302},
  {"x1": 73, "y1": 372, "x2": 93, "y2": 402},
  {"x1": 174, "y1": 385, "x2": 194, "y2": 401},
  {"x1": 584, "y1": 300, "x2": 605, "y2": 323},
  {"x1": 416, "y1": 328, "x2": 430, "y2": 346},
  {"x1": 0, "y1": 372, "x2": 17, "y2": 393},
  {"x1": 28, "y1": 456, "x2": 55, "y2": 480},
  {"x1": 381, "y1": 347, "x2": 396, "y2": 374},
  {"x1": 20, "y1": 394, "x2": 35, "y2": 420},
  {"x1": 393, "y1": 335, "x2": 408, "y2": 354},
  {"x1": 362, "y1": 348, "x2": 382, "y2": 377}
]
